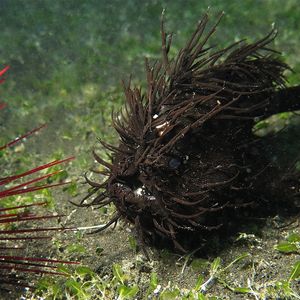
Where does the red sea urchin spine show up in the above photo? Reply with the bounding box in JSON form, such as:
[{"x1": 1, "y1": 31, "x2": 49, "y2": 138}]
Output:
[{"x1": 0, "y1": 66, "x2": 79, "y2": 288}]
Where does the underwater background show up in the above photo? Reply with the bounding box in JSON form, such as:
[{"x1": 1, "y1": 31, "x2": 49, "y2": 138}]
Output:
[
  {"x1": 1, "y1": 0, "x2": 300, "y2": 155},
  {"x1": 1, "y1": 0, "x2": 300, "y2": 299}
]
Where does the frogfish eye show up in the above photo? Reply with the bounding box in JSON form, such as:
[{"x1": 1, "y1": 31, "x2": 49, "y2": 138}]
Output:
[{"x1": 168, "y1": 157, "x2": 181, "y2": 169}]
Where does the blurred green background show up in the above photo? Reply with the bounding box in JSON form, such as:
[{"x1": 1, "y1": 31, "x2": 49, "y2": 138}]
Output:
[{"x1": 1, "y1": 0, "x2": 300, "y2": 170}]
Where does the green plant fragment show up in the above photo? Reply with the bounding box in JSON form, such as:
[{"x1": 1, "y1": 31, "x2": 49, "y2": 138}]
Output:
[
  {"x1": 160, "y1": 288, "x2": 180, "y2": 300},
  {"x1": 232, "y1": 287, "x2": 252, "y2": 293},
  {"x1": 75, "y1": 266, "x2": 95, "y2": 277},
  {"x1": 65, "y1": 181, "x2": 78, "y2": 196},
  {"x1": 289, "y1": 260, "x2": 300, "y2": 281},
  {"x1": 222, "y1": 252, "x2": 250, "y2": 272},
  {"x1": 149, "y1": 272, "x2": 158, "y2": 290},
  {"x1": 113, "y1": 263, "x2": 125, "y2": 284},
  {"x1": 57, "y1": 265, "x2": 71, "y2": 275},
  {"x1": 145, "y1": 272, "x2": 158, "y2": 297},
  {"x1": 287, "y1": 232, "x2": 300, "y2": 243},
  {"x1": 210, "y1": 257, "x2": 221, "y2": 275},
  {"x1": 118, "y1": 284, "x2": 139, "y2": 299},
  {"x1": 275, "y1": 242, "x2": 298, "y2": 253},
  {"x1": 194, "y1": 275, "x2": 204, "y2": 290},
  {"x1": 66, "y1": 243, "x2": 86, "y2": 254},
  {"x1": 128, "y1": 235, "x2": 138, "y2": 252},
  {"x1": 65, "y1": 278, "x2": 88, "y2": 298},
  {"x1": 197, "y1": 294, "x2": 207, "y2": 300}
]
